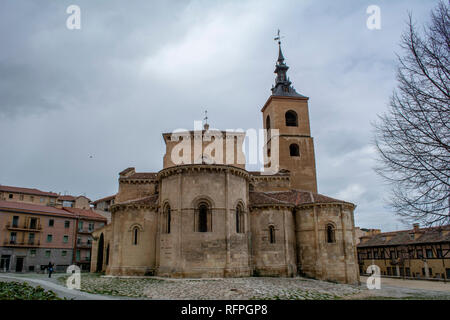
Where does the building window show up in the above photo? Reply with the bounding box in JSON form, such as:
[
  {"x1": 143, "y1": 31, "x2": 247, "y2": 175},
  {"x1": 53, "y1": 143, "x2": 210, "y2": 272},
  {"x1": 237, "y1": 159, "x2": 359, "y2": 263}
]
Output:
[
  {"x1": 87, "y1": 238, "x2": 92, "y2": 245},
  {"x1": 437, "y1": 249, "x2": 443, "y2": 258},
  {"x1": 40, "y1": 197, "x2": 45, "y2": 203},
  {"x1": 367, "y1": 251, "x2": 372, "y2": 259},
  {"x1": 65, "y1": 221, "x2": 70, "y2": 228},
  {"x1": 196, "y1": 202, "x2": 211, "y2": 233},
  {"x1": 289, "y1": 144, "x2": 300, "y2": 157},
  {"x1": 417, "y1": 249, "x2": 423, "y2": 259},
  {"x1": 163, "y1": 204, "x2": 171, "y2": 234},
  {"x1": 78, "y1": 221, "x2": 83, "y2": 231},
  {"x1": 48, "y1": 219, "x2": 54, "y2": 227},
  {"x1": 8, "y1": 194, "x2": 13, "y2": 199},
  {"x1": 374, "y1": 251, "x2": 379, "y2": 259},
  {"x1": 326, "y1": 224, "x2": 336, "y2": 243},
  {"x1": 10, "y1": 232, "x2": 17, "y2": 244},
  {"x1": 63, "y1": 235, "x2": 69, "y2": 243},
  {"x1": 133, "y1": 227, "x2": 139, "y2": 245},
  {"x1": 235, "y1": 205, "x2": 244, "y2": 234},
  {"x1": 269, "y1": 225, "x2": 276, "y2": 243},
  {"x1": 89, "y1": 223, "x2": 94, "y2": 231},
  {"x1": 47, "y1": 234, "x2": 53, "y2": 243},
  {"x1": 426, "y1": 249, "x2": 433, "y2": 259},
  {"x1": 62, "y1": 251, "x2": 67, "y2": 257},
  {"x1": 285, "y1": 110, "x2": 298, "y2": 127},
  {"x1": 30, "y1": 196, "x2": 34, "y2": 202},
  {"x1": 19, "y1": 194, "x2": 24, "y2": 200},
  {"x1": 30, "y1": 249, "x2": 36, "y2": 256},
  {"x1": 28, "y1": 233, "x2": 35, "y2": 244},
  {"x1": 45, "y1": 250, "x2": 51, "y2": 258},
  {"x1": 76, "y1": 250, "x2": 80, "y2": 261},
  {"x1": 390, "y1": 250, "x2": 396, "y2": 259},
  {"x1": 266, "y1": 115, "x2": 271, "y2": 130},
  {"x1": 12, "y1": 216, "x2": 19, "y2": 228},
  {"x1": 29, "y1": 218, "x2": 37, "y2": 230},
  {"x1": 77, "y1": 237, "x2": 81, "y2": 245}
]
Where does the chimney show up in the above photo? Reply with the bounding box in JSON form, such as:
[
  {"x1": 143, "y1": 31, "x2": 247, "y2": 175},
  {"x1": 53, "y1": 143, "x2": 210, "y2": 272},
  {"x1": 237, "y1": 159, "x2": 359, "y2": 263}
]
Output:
[{"x1": 413, "y1": 223, "x2": 420, "y2": 232}]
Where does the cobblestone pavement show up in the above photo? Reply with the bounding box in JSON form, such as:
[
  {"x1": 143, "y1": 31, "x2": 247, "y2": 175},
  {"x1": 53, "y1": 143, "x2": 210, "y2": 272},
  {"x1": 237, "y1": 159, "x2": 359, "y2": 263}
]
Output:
[
  {"x1": 1, "y1": 273, "x2": 449, "y2": 300},
  {"x1": 0, "y1": 273, "x2": 117, "y2": 300}
]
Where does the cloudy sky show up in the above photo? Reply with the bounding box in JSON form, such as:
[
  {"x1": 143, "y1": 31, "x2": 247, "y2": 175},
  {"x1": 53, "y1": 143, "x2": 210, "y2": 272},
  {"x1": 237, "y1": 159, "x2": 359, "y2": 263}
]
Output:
[{"x1": 0, "y1": 0, "x2": 440, "y2": 231}]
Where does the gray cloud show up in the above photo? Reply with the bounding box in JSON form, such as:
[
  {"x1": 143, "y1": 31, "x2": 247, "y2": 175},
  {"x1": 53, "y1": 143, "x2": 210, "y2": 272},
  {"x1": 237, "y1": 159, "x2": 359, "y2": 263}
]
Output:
[{"x1": 0, "y1": 0, "x2": 440, "y2": 232}]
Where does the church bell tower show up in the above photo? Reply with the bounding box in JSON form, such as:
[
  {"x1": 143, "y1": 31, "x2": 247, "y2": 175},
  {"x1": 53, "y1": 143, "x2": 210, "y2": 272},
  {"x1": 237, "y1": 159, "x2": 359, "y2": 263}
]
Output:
[{"x1": 261, "y1": 34, "x2": 318, "y2": 193}]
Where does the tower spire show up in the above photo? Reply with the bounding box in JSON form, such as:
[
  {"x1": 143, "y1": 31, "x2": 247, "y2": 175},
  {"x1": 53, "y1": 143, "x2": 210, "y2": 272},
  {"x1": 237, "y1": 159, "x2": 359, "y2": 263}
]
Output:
[{"x1": 271, "y1": 30, "x2": 305, "y2": 98}]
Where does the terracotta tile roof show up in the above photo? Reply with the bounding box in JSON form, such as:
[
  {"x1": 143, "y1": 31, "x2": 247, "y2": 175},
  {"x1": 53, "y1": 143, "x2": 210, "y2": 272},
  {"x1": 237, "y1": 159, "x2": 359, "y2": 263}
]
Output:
[
  {"x1": 249, "y1": 170, "x2": 290, "y2": 177},
  {"x1": 249, "y1": 190, "x2": 353, "y2": 207},
  {"x1": 0, "y1": 185, "x2": 59, "y2": 197},
  {"x1": 249, "y1": 192, "x2": 293, "y2": 206},
  {"x1": 62, "y1": 207, "x2": 107, "y2": 222},
  {"x1": 92, "y1": 194, "x2": 116, "y2": 204},
  {"x1": 358, "y1": 225, "x2": 450, "y2": 247},
  {"x1": 0, "y1": 200, "x2": 74, "y2": 218},
  {"x1": 117, "y1": 194, "x2": 159, "y2": 206},
  {"x1": 120, "y1": 172, "x2": 157, "y2": 180},
  {"x1": 58, "y1": 195, "x2": 76, "y2": 201},
  {"x1": 127, "y1": 172, "x2": 158, "y2": 179}
]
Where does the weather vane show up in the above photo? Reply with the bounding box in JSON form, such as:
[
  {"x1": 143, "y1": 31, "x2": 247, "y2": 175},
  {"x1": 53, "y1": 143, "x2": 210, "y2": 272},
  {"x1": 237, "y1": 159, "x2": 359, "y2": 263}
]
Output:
[{"x1": 274, "y1": 29, "x2": 284, "y2": 44}]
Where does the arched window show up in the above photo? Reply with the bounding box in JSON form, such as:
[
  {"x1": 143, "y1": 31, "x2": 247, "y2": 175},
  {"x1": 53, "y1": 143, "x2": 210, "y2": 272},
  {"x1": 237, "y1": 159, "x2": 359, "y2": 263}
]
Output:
[
  {"x1": 266, "y1": 115, "x2": 271, "y2": 130},
  {"x1": 269, "y1": 225, "x2": 276, "y2": 243},
  {"x1": 327, "y1": 224, "x2": 336, "y2": 243},
  {"x1": 163, "y1": 204, "x2": 171, "y2": 234},
  {"x1": 285, "y1": 110, "x2": 298, "y2": 127},
  {"x1": 198, "y1": 203, "x2": 209, "y2": 232},
  {"x1": 235, "y1": 205, "x2": 244, "y2": 234},
  {"x1": 289, "y1": 144, "x2": 300, "y2": 157},
  {"x1": 133, "y1": 227, "x2": 139, "y2": 245}
]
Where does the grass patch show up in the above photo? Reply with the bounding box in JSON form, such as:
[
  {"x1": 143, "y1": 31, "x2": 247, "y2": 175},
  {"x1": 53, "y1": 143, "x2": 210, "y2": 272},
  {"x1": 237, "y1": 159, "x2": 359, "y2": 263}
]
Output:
[{"x1": 0, "y1": 281, "x2": 64, "y2": 300}]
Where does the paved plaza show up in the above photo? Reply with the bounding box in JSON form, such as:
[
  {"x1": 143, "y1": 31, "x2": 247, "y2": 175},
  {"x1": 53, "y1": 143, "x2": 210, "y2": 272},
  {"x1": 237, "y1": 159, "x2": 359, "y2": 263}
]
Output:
[{"x1": 0, "y1": 273, "x2": 448, "y2": 300}]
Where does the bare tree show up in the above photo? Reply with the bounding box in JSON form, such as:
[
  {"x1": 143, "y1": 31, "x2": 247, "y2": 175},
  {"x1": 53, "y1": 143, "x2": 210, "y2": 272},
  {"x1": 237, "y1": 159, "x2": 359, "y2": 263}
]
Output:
[{"x1": 374, "y1": 1, "x2": 450, "y2": 226}]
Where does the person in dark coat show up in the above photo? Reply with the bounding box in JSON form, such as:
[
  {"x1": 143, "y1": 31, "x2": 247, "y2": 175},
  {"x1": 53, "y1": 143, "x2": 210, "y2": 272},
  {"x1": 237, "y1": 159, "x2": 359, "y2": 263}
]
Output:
[{"x1": 47, "y1": 262, "x2": 54, "y2": 278}]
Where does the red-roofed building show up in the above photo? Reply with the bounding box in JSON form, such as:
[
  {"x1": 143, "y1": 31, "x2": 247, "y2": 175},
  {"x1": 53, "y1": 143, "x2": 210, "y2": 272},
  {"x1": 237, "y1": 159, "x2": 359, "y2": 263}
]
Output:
[
  {"x1": 0, "y1": 185, "x2": 107, "y2": 272},
  {"x1": 62, "y1": 207, "x2": 107, "y2": 270},
  {"x1": 0, "y1": 185, "x2": 59, "y2": 207},
  {"x1": 357, "y1": 224, "x2": 450, "y2": 280},
  {"x1": 0, "y1": 200, "x2": 77, "y2": 273}
]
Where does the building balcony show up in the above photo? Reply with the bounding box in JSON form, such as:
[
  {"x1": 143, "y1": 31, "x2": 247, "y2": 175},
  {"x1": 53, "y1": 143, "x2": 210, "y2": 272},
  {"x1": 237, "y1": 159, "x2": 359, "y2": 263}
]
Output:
[
  {"x1": 3, "y1": 240, "x2": 41, "y2": 247},
  {"x1": 6, "y1": 223, "x2": 42, "y2": 232},
  {"x1": 77, "y1": 242, "x2": 92, "y2": 249},
  {"x1": 78, "y1": 229, "x2": 94, "y2": 234}
]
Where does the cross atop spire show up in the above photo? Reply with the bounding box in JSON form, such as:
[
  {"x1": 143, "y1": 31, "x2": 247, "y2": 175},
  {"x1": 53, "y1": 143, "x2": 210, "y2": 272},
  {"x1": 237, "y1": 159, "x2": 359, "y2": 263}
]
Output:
[
  {"x1": 203, "y1": 110, "x2": 209, "y2": 130},
  {"x1": 270, "y1": 30, "x2": 306, "y2": 98}
]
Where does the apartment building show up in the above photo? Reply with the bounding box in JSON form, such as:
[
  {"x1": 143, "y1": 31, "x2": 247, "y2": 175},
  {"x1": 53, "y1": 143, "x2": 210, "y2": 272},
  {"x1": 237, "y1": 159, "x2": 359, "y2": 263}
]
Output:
[
  {"x1": 63, "y1": 207, "x2": 107, "y2": 271},
  {"x1": 0, "y1": 185, "x2": 59, "y2": 207},
  {"x1": 357, "y1": 224, "x2": 450, "y2": 281},
  {"x1": 0, "y1": 184, "x2": 108, "y2": 272},
  {"x1": 92, "y1": 194, "x2": 115, "y2": 224},
  {"x1": 0, "y1": 200, "x2": 77, "y2": 272}
]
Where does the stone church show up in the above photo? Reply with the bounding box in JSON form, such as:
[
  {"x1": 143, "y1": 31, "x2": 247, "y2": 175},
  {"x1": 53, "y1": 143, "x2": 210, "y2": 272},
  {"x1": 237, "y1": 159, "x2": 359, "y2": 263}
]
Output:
[{"x1": 91, "y1": 42, "x2": 359, "y2": 284}]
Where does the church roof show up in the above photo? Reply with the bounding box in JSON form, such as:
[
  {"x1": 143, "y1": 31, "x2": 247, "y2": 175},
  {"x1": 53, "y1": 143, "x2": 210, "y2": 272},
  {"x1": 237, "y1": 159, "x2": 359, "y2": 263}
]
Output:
[
  {"x1": 270, "y1": 41, "x2": 307, "y2": 99},
  {"x1": 249, "y1": 190, "x2": 354, "y2": 207},
  {"x1": 112, "y1": 195, "x2": 159, "y2": 211}
]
